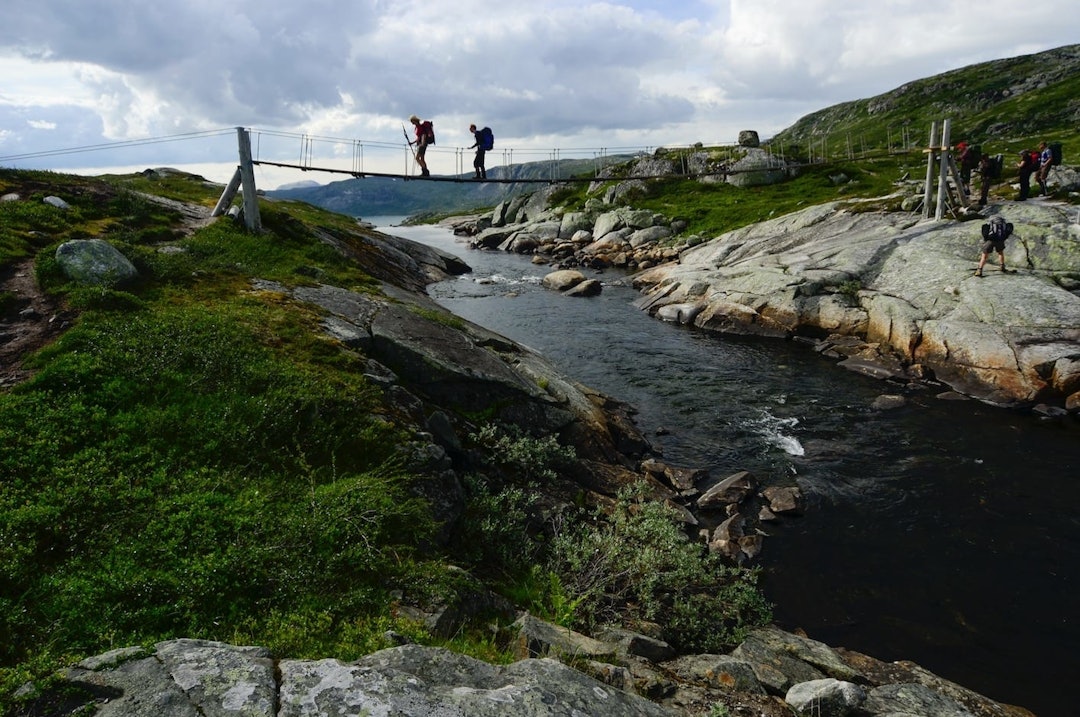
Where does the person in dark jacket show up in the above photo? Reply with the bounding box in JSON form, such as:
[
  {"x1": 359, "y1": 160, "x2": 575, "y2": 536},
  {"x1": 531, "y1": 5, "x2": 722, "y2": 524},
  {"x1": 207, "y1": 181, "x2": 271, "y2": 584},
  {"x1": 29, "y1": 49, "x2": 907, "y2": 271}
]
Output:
[
  {"x1": 976, "y1": 153, "x2": 995, "y2": 206},
  {"x1": 468, "y1": 124, "x2": 488, "y2": 180},
  {"x1": 1016, "y1": 150, "x2": 1037, "y2": 201},
  {"x1": 974, "y1": 216, "x2": 1014, "y2": 277}
]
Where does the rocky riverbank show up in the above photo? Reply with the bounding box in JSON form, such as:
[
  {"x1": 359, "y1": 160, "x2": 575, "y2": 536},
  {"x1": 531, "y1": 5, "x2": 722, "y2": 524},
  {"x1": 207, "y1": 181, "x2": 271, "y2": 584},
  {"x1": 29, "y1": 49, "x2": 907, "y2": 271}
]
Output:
[{"x1": 445, "y1": 174, "x2": 1080, "y2": 412}]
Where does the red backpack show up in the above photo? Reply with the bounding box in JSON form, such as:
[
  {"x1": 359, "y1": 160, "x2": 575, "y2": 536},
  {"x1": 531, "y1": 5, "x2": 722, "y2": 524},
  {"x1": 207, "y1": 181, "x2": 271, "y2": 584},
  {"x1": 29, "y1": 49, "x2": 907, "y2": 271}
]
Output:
[{"x1": 420, "y1": 121, "x2": 435, "y2": 145}]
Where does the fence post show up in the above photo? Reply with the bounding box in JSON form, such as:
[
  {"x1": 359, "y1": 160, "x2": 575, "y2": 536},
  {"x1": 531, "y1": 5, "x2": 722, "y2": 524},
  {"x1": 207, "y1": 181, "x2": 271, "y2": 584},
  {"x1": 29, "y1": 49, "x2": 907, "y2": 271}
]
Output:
[
  {"x1": 922, "y1": 121, "x2": 938, "y2": 219},
  {"x1": 236, "y1": 127, "x2": 262, "y2": 232},
  {"x1": 935, "y1": 119, "x2": 953, "y2": 221}
]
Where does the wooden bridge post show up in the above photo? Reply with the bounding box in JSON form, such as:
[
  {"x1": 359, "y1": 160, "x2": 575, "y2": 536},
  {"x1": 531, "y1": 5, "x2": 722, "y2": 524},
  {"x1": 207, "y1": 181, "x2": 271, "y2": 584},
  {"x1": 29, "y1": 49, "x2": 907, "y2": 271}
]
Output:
[
  {"x1": 922, "y1": 121, "x2": 937, "y2": 219},
  {"x1": 211, "y1": 167, "x2": 242, "y2": 218},
  {"x1": 935, "y1": 119, "x2": 952, "y2": 220},
  {"x1": 237, "y1": 127, "x2": 262, "y2": 232},
  {"x1": 211, "y1": 128, "x2": 261, "y2": 230}
]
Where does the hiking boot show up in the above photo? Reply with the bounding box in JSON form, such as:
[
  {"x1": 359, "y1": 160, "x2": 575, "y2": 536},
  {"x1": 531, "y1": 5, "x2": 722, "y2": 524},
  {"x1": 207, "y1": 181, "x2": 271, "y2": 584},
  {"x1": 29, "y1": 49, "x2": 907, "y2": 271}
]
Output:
[
  {"x1": 973, "y1": 269, "x2": 983, "y2": 277},
  {"x1": 421, "y1": 168, "x2": 430, "y2": 177}
]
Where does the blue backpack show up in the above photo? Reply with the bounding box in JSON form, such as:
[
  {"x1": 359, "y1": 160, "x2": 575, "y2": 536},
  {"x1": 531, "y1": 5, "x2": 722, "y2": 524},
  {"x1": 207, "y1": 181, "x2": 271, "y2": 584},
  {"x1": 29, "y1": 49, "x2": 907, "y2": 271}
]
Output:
[{"x1": 477, "y1": 127, "x2": 494, "y2": 151}]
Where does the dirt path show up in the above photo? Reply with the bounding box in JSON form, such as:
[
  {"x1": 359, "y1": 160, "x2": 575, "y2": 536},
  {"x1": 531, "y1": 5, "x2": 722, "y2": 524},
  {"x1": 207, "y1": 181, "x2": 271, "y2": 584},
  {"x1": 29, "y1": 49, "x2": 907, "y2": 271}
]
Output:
[
  {"x1": 0, "y1": 191, "x2": 215, "y2": 389},
  {"x1": 0, "y1": 259, "x2": 71, "y2": 388}
]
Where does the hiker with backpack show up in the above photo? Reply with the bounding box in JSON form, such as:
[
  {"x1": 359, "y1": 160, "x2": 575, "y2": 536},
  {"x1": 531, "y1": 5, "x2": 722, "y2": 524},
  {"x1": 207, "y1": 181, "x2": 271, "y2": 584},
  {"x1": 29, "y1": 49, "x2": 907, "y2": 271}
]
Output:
[
  {"x1": 974, "y1": 216, "x2": 1015, "y2": 277},
  {"x1": 976, "y1": 152, "x2": 997, "y2": 206},
  {"x1": 468, "y1": 124, "x2": 494, "y2": 180},
  {"x1": 1036, "y1": 141, "x2": 1054, "y2": 196},
  {"x1": 408, "y1": 114, "x2": 435, "y2": 177}
]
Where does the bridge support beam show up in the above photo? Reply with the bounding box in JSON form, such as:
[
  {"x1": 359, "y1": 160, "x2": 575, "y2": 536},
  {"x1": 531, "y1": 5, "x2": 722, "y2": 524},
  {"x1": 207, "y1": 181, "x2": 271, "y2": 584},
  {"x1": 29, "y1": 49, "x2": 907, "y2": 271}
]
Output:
[
  {"x1": 237, "y1": 127, "x2": 262, "y2": 231},
  {"x1": 212, "y1": 127, "x2": 262, "y2": 231}
]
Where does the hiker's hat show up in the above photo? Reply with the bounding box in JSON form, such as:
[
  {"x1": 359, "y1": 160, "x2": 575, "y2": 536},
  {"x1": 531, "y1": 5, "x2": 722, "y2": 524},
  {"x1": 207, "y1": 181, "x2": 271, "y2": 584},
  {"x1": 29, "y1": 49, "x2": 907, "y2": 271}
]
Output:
[{"x1": 409, "y1": 115, "x2": 419, "y2": 123}]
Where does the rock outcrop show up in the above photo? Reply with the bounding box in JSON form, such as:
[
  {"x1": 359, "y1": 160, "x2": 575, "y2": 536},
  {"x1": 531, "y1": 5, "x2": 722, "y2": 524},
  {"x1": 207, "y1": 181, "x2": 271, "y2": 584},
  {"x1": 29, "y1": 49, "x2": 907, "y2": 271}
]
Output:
[
  {"x1": 55, "y1": 238, "x2": 140, "y2": 287},
  {"x1": 632, "y1": 200, "x2": 1080, "y2": 407},
  {"x1": 40, "y1": 623, "x2": 1033, "y2": 717}
]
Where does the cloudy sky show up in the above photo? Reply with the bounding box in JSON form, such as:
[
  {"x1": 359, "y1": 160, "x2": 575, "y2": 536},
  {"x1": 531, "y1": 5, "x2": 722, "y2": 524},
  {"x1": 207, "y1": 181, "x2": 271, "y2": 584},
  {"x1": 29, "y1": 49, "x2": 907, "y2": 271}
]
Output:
[{"x1": 0, "y1": 0, "x2": 1074, "y2": 189}]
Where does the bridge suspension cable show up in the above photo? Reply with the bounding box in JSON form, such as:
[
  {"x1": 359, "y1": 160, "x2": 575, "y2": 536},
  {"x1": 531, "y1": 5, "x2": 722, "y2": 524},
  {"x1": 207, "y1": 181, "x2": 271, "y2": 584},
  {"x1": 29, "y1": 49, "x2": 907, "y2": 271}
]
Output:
[{"x1": 0, "y1": 128, "x2": 236, "y2": 163}]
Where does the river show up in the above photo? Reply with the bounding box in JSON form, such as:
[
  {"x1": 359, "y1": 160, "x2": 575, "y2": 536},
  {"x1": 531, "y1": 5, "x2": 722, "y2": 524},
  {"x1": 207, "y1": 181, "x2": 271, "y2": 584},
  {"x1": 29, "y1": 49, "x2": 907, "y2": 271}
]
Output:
[{"x1": 377, "y1": 218, "x2": 1079, "y2": 716}]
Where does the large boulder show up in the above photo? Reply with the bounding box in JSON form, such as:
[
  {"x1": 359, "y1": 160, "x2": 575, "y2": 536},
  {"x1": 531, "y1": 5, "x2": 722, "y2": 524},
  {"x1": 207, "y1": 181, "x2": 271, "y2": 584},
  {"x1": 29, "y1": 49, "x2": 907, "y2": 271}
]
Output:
[
  {"x1": 54, "y1": 639, "x2": 673, "y2": 717},
  {"x1": 726, "y1": 148, "x2": 789, "y2": 188},
  {"x1": 55, "y1": 239, "x2": 139, "y2": 288}
]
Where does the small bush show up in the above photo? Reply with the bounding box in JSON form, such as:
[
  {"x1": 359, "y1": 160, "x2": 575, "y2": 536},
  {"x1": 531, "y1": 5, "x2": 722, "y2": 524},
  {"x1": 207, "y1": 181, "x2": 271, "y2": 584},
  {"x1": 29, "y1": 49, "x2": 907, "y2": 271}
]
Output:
[
  {"x1": 470, "y1": 423, "x2": 576, "y2": 484},
  {"x1": 546, "y1": 483, "x2": 772, "y2": 652}
]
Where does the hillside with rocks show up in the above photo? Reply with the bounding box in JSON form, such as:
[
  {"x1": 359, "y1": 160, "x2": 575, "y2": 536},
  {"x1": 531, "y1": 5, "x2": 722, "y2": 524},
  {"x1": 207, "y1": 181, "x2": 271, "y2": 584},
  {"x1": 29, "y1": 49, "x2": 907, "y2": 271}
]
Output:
[{"x1": 7, "y1": 43, "x2": 1080, "y2": 717}]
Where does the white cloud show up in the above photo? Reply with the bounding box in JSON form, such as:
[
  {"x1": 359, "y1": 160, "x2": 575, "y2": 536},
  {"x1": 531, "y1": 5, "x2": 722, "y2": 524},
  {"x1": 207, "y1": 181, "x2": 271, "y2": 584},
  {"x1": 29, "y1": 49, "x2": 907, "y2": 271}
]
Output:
[{"x1": 0, "y1": 0, "x2": 1075, "y2": 185}]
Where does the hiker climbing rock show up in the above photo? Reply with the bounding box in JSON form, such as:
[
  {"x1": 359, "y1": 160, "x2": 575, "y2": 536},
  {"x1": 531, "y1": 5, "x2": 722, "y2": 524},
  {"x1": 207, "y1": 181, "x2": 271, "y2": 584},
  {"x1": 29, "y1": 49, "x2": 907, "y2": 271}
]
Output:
[{"x1": 974, "y1": 216, "x2": 1014, "y2": 277}]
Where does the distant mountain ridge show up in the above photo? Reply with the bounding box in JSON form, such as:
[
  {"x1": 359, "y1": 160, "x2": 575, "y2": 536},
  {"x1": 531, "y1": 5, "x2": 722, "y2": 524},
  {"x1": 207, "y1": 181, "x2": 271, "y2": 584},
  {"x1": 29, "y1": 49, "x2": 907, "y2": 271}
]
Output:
[{"x1": 268, "y1": 156, "x2": 633, "y2": 218}]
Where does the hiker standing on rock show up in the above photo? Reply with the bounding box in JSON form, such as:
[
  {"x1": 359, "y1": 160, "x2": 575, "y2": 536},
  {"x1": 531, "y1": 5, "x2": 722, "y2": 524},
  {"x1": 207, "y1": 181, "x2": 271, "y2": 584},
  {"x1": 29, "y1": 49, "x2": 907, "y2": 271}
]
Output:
[
  {"x1": 976, "y1": 153, "x2": 995, "y2": 206},
  {"x1": 974, "y1": 216, "x2": 1014, "y2": 277},
  {"x1": 408, "y1": 115, "x2": 434, "y2": 177},
  {"x1": 1036, "y1": 141, "x2": 1053, "y2": 196}
]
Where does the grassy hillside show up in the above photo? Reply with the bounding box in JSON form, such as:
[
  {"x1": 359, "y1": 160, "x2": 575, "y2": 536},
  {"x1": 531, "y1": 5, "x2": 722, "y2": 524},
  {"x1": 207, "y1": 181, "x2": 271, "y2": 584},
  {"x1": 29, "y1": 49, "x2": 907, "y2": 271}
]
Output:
[
  {"x1": 0, "y1": 169, "x2": 770, "y2": 714},
  {"x1": 770, "y1": 44, "x2": 1080, "y2": 162}
]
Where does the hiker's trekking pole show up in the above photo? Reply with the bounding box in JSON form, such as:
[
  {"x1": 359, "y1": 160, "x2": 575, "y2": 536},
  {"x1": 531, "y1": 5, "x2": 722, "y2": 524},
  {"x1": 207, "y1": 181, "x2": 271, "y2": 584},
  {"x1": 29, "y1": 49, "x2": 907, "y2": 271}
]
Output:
[{"x1": 402, "y1": 124, "x2": 415, "y2": 177}]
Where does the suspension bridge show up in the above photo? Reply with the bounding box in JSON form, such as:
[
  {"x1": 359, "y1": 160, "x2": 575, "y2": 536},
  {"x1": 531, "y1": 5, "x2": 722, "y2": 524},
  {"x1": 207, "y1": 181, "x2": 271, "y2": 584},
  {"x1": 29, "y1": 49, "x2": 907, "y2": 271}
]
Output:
[
  {"x1": 2, "y1": 125, "x2": 791, "y2": 232},
  {"x1": 5, "y1": 123, "x2": 951, "y2": 233}
]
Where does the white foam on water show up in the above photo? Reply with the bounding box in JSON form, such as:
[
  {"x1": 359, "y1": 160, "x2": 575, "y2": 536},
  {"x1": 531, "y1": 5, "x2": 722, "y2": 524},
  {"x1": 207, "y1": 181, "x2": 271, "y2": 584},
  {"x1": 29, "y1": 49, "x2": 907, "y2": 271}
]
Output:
[
  {"x1": 471, "y1": 273, "x2": 542, "y2": 286},
  {"x1": 753, "y1": 410, "x2": 805, "y2": 456}
]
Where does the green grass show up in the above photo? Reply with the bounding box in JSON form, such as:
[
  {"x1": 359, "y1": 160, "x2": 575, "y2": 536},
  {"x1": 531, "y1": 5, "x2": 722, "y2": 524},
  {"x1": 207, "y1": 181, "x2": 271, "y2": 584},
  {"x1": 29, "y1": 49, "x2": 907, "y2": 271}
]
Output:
[
  {"x1": 770, "y1": 47, "x2": 1080, "y2": 175},
  {"x1": 551, "y1": 154, "x2": 916, "y2": 240},
  {"x1": 0, "y1": 169, "x2": 454, "y2": 707},
  {"x1": 0, "y1": 294, "x2": 436, "y2": 674}
]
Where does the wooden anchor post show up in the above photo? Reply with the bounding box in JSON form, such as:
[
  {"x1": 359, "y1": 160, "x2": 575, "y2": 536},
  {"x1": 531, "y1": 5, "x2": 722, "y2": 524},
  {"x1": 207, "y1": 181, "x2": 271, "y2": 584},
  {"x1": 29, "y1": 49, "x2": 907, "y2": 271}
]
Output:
[{"x1": 211, "y1": 127, "x2": 262, "y2": 232}]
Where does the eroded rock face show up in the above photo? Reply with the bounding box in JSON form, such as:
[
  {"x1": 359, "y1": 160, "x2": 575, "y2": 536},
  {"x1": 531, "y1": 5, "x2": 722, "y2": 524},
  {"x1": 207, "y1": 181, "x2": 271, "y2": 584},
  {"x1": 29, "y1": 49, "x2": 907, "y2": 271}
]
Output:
[{"x1": 250, "y1": 278, "x2": 649, "y2": 467}]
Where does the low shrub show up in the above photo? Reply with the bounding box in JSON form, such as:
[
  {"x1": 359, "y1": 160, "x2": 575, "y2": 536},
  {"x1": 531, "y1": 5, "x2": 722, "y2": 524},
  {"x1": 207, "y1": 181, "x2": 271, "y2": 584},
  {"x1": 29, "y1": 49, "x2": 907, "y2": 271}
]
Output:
[{"x1": 546, "y1": 483, "x2": 772, "y2": 652}]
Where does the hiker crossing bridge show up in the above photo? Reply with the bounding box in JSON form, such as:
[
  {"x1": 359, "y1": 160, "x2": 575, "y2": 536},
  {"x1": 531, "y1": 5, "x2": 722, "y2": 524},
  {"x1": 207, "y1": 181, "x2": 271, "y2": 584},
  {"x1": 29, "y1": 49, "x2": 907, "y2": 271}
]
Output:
[{"x1": 4, "y1": 124, "x2": 798, "y2": 234}]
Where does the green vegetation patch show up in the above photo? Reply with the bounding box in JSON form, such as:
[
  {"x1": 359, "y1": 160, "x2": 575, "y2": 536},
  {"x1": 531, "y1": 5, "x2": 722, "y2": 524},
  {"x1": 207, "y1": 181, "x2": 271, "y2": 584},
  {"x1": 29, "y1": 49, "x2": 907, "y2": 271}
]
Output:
[
  {"x1": 0, "y1": 296, "x2": 436, "y2": 689},
  {"x1": 594, "y1": 157, "x2": 912, "y2": 239}
]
